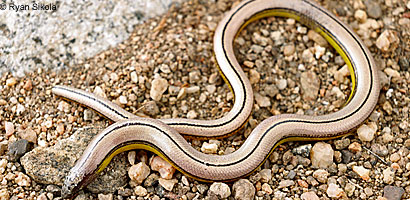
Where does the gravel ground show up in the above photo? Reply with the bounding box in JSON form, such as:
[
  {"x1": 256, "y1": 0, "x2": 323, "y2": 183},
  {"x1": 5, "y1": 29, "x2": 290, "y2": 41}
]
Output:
[{"x1": 1, "y1": 0, "x2": 410, "y2": 199}]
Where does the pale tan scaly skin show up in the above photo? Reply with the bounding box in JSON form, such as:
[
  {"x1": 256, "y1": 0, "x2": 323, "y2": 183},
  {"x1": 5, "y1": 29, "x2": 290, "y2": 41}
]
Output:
[{"x1": 57, "y1": 0, "x2": 380, "y2": 198}]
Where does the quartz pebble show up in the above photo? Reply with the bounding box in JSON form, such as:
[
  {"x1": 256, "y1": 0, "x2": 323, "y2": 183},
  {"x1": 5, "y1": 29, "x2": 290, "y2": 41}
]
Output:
[
  {"x1": 310, "y1": 142, "x2": 333, "y2": 168},
  {"x1": 15, "y1": 172, "x2": 31, "y2": 186},
  {"x1": 5, "y1": 121, "x2": 15, "y2": 137},
  {"x1": 383, "y1": 167, "x2": 395, "y2": 184},
  {"x1": 259, "y1": 169, "x2": 272, "y2": 183},
  {"x1": 232, "y1": 179, "x2": 255, "y2": 200},
  {"x1": 18, "y1": 128, "x2": 37, "y2": 143},
  {"x1": 261, "y1": 183, "x2": 273, "y2": 194},
  {"x1": 158, "y1": 178, "x2": 177, "y2": 191},
  {"x1": 283, "y1": 44, "x2": 295, "y2": 56},
  {"x1": 254, "y1": 93, "x2": 271, "y2": 107},
  {"x1": 348, "y1": 142, "x2": 362, "y2": 153},
  {"x1": 301, "y1": 191, "x2": 320, "y2": 200},
  {"x1": 128, "y1": 162, "x2": 150, "y2": 184},
  {"x1": 201, "y1": 142, "x2": 218, "y2": 154},
  {"x1": 300, "y1": 71, "x2": 320, "y2": 101},
  {"x1": 357, "y1": 122, "x2": 377, "y2": 142},
  {"x1": 276, "y1": 79, "x2": 287, "y2": 90},
  {"x1": 353, "y1": 166, "x2": 370, "y2": 181},
  {"x1": 150, "y1": 156, "x2": 176, "y2": 179},
  {"x1": 313, "y1": 169, "x2": 329, "y2": 183},
  {"x1": 278, "y1": 180, "x2": 294, "y2": 188},
  {"x1": 209, "y1": 182, "x2": 231, "y2": 199},
  {"x1": 150, "y1": 78, "x2": 168, "y2": 101},
  {"x1": 98, "y1": 193, "x2": 113, "y2": 200},
  {"x1": 307, "y1": 30, "x2": 328, "y2": 47},
  {"x1": 354, "y1": 9, "x2": 367, "y2": 23},
  {"x1": 376, "y1": 30, "x2": 399, "y2": 52},
  {"x1": 326, "y1": 183, "x2": 345, "y2": 198}
]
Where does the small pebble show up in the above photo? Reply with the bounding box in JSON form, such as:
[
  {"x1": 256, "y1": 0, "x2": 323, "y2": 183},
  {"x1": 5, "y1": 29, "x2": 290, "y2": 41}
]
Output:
[
  {"x1": 187, "y1": 110, "x2": 197, "y2": 119},
  {"x1": 94, "y1": 86, "x2": 107, "y2": 98},
  {"x1": 376, "y1": 30, "x2": 399, "y2": 52},
  {"x1": 300, "y1": 71, "x2": 320, "y2": 101},
  {"x1": 209, "y1": 182, "x2": 231, "y2": 199},
  {"x1": 118, "y1": 95, "x2": 127, "y2": 104},
  {"x1": 283, "y1": 44, "x2": 295, "y2": 56},
  {"x1": 18, "y1": 128, "x2": 37, "y2": 143},
  {"x1": 128, "y1": 162, "x2": 150, "y2": 184},
  {"x1": 278, "y1": 180, "x2": 294, "y2": 188},
  {"x1": 134, "y1": 186, "x2": 147, "y2": 196},
  {"x1": 259, "y1": 169, "x2": 272, "y2": 183},
  {"x1": 130, "y1": 71, "x2": 138, "y2": 83},
  {"x1": 150, "y1": 78, "x2": 168, "y2": 101},
  {"x1": 232, "y1": 179, "x2": 255, "y2": 200},
  {"x1": 354, "y1": 9, "x2": 367, "y2": 23},
  {"x1": 254, "y1": 93, "x2": 271, "y2": 107},
  {"x1": 201, "y1": 142, "x2": 218, "y2": 154},
  {"x1": 353, "y1": 166, "x2": 370, "y2": 181},
  {"x1": 357, "y1": 122, "x2": 377, "y2": 142},
  {"x1": 5, "y1": 121, "x2": 15, "y2": 137},
  {"x1": 310, "y1": 142, "x2": 333, "y2": 168},
  {"x1": 301, "y1": 191, "x2": 320, "y2": 200},
  {"x1": 313, "y1": 169, "x2": 329, "y2": 183},
  {"x1": 307, "y1": 30, "x2": 328, "y2": 47},
  {"x1": 150, "y1": 156, "x2": 176, "y2": 179},
  {"x1": 249, "y1": 69, "x2": 260, "y2": 84},
  {"x1": 6, "y1": 78, "x2": 17, "y2": 87},
  {"x1": 98, "y1": 193, "x2": 113, "y2": 200},
  {"x1": 158, "y1": 178, "x2": 177, "y2": 191},
  {"x1": 326, "y1": 183, "x2": 345, "y2": 198},
  {"x1": 348, "y1": 142, "x2": 362, "y2": 153},
  {"x1": 383, "y1": 167, "x2": 395, "y2": 184},
  {"x1": 15, "y1": 172, "x2": 31, "y2": 186},
  {"x1": 383, "y1": 186, "x2": 404, "y2": 200},
  {"x1": 276, "y1": 79, "x2": 287, "y2": 90},
  {"x1": 143, "y1": 101, "x2": 159, "y2": 116},
  {"x1": 261, "y1": 183, "x2": 272, "y2": 194},
  {"x1": 8, "y1": 139, "x2": 31, "y2": 161}
]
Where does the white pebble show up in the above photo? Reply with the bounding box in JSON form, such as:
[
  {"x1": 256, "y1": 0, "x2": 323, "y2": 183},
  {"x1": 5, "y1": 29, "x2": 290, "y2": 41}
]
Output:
[
  {"x1": 209, "y1": 182, "x2": 231, "y2": 199},
  {"x1": 5, "y1": 121, "x2": 15, "y2": 137},
  {"x1": 201, "y1": 142, "x2": 218, "y2": 154},
  {"x1": 150, "y1": 78, "x2": 168, "y2": 101},
  {"x1": 352, "y1": 166, "x2": 370, "y2": 181},
  {"x1": 354, "y1": 9, "x2": 367, "y2": 23},
  {"x1": 276, "y1": 79, "x2": 287, "y2": 90},
  {"x1": 310, "y1": 142, "x2": 334, "y2": 168},
  {"x1": 150, "y1": 156, "x2": 176, "y2": 179},
  {"x1": 326, "y1": 183, "x2": 345, "y2": 198},
  {"x1": 128, "y1": 162, "x2": 150, "y2": 184},
  {"x1": 158, "y1": 178, "x2": 177, "y2": 191},
  {"x1": 118, "y1": 96, "x2": 128, "y2": 105},
  {"x1": 384, "y1": 68, "x2": 400, "y2": 78},
  {"x1": 376, "y1": 30, "x2": 399, "y2": 52},
  {"x1": 130, "y1": 71, "x2": 138, "y2": 83},
  {"x1": 254, "y1": 93, "x2": 271, "y2": 108},
  {"x1": 134, "y1": 186, "x2": 147, "y2": 196},
  {"x1": 94, "y1": 86, "x2": 107, "y2": 98},
  {"x1": 357, "y1": 122, "x2": 377, "y2": 142},
  {"x1": 187, "y1": 110, "x2": 197, "y2": 119},
  {"x1": 15, "y1": 172, "x2": 31, "y2": 186}
]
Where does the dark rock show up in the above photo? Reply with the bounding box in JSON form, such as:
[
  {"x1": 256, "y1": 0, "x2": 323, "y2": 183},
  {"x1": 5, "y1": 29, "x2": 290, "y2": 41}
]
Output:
[
  {"x1": 383, "y1": 186, "x2": 404, "y2": 200},
  {"x1": 8, "y1": 139, "x2": 31, "y2": 161},
  {"x1": 365, "y1": 0, "x2": 382, "y2": 19},
  {"x1": 20, "y1": 127, "x2": 128, "y2": 194},
  {"x1": 341, "y1": 150, "x2": 354, "y2": 164}
]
